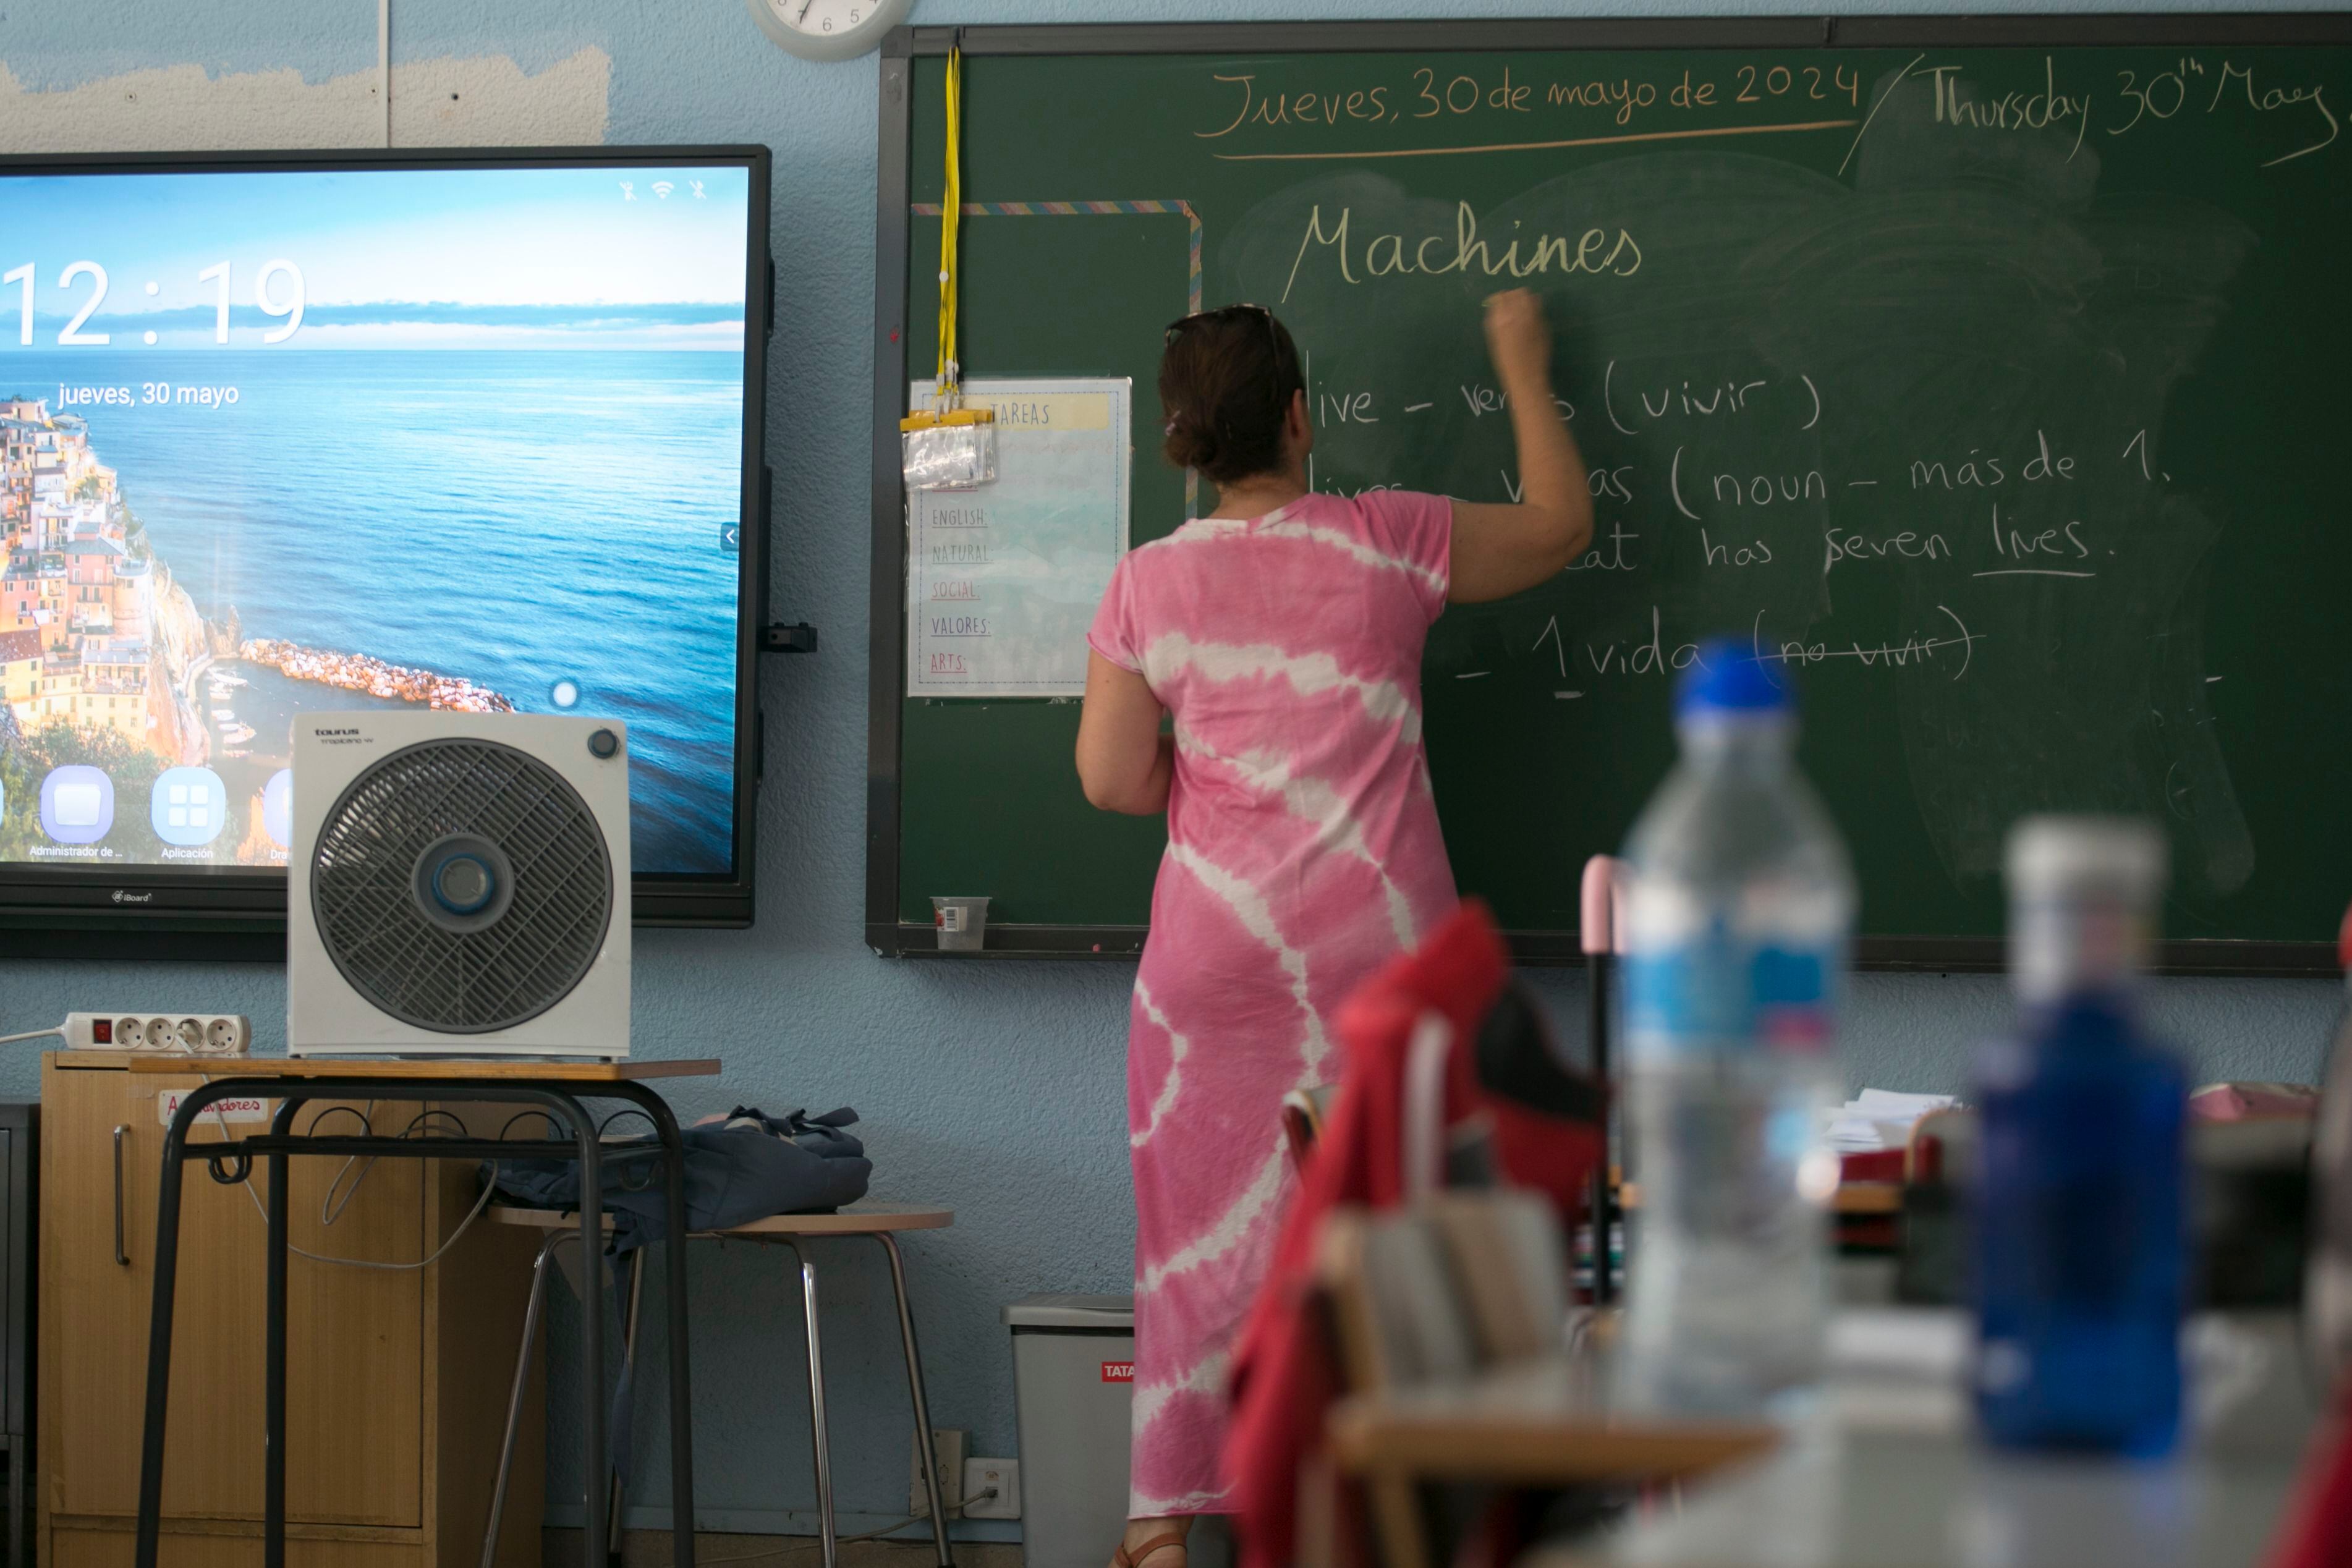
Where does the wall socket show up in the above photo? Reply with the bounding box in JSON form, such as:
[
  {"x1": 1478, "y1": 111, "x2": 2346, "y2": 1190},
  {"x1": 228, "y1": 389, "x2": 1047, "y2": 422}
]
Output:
[
  {"x1": 961, "y1": 1458, "x2": 1020, "y2": 1520},
  {"x1": 61, "y1": 1012, "x2": 250, "y2": 1054},
  {"x1": 909, "y1": 1427, "x2": 967, "y2": 1518}
]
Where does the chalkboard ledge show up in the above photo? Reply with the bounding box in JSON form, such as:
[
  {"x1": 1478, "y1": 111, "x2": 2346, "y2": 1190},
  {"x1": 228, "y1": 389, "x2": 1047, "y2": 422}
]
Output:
[
  {"x1": 872, "y1": 923, "x2": 1150, "y2": 959},
  {"x1": 870, "y1": 923, "x2": 2337, "y2": 977}
]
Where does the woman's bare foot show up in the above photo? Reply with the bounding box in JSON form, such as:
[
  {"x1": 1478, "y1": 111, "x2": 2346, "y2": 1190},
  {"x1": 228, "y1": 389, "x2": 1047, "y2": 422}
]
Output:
[{"x1": 1112, "y1": 1517, "x2": 1192, "y2": 1568}]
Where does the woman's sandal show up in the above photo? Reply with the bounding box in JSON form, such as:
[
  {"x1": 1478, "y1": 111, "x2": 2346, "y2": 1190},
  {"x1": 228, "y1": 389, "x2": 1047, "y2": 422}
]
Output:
[{"x1": 1114, "y1": 1534, "x2": 1189, "y2": 1568}]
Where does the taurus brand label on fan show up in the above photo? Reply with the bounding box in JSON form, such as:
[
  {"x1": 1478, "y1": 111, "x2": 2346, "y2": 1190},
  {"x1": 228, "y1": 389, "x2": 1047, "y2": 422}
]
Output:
[
  {"x1": 311, "y1": 726, "x2": 373, "y2": 747},
  {"x1": 1101, "y1": 1361, "x2": 1134, "y2": 1383},
  {"x1": 157, "y1": 1091, "x2": 270, "y2": 1126}
]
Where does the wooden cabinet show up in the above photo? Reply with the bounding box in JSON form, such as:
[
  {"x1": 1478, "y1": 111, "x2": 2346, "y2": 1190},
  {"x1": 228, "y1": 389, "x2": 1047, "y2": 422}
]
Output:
[{"x1": 38, "y1": 1055, "x2": 544, "y2": 1568}]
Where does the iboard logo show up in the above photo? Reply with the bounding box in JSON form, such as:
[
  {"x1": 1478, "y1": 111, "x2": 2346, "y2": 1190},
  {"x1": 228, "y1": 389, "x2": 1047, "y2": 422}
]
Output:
[
  {"x1": 111, "y1": 889, "x2": 153, "y2": 905},
  {"x1": 1100, "y1": 1361, "x2": 1134, "y2": 1384}
]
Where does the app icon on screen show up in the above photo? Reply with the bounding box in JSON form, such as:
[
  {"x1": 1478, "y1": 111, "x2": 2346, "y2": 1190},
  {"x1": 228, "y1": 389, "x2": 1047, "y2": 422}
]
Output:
[
  {"x1": 151, "y1": 767, "x2": 228, "y2": 848},
  {"x1": 262, "y1": 769, "x2": 294, "y2": 850},
  {"x1": 40, "y1": 766, "x2": 114, "y2": 845}
]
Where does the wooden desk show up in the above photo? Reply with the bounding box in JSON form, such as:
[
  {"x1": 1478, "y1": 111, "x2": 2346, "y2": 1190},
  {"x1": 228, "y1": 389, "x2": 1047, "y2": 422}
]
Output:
[
  {"x1": 1324, "y1": 1333, "x2": 1781, "y2": 1568},
  {"x1": 1830, "y1": 1182, "x2": 1901, "y2": 1216},
  {"x1": 488, "y1": 1198, "x2": 953, "y2": 1236},
  {"x1": 1329, "y1": 1355, "x2": 1778, "y2": 1486},
  {"x1": 1615, "y1": 1180, "x2": 1901, "y2": 1216},
  {"x1": 129, "y1": 1057, "x2": 720, "y2": 1568},
  {"x1": 122, "y1": 1054, "x2": 720, "y2": 1080}
]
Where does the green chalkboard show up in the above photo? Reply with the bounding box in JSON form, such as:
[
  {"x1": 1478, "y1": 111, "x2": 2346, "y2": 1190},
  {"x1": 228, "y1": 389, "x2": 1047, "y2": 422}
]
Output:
[{"x1": 868, "y1": 18, "x2": 2352, "y2": 970}]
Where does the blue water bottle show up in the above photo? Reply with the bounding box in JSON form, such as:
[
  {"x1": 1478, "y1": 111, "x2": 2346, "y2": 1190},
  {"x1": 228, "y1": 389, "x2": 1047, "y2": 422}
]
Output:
[{"x1": 1974, "y1": 816, "x2": 2186, "y2": 1454}]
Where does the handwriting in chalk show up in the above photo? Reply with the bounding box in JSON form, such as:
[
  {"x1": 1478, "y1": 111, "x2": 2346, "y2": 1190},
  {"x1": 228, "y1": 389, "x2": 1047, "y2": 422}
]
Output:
[{"x1": 1754, "y1": 606, "x2": 1982, "y2": 681}]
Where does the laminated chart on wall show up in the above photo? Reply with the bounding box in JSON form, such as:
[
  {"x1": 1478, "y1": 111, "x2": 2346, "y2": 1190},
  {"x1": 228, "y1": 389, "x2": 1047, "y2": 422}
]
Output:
[{"x1": 906, "y1": 378, "x2": 1131, "y2": 698}]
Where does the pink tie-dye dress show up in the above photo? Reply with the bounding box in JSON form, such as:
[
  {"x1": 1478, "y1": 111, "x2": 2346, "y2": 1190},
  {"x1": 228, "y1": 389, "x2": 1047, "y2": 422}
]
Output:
[{"x1": 1086, "y1": 489, "x2": 1462, "y2": 1517}]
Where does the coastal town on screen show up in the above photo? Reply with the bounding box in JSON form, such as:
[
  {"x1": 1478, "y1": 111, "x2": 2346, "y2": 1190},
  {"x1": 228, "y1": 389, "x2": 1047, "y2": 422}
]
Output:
[{"x1": 0, "y1": 396, "x2": 506, "y2": 865}]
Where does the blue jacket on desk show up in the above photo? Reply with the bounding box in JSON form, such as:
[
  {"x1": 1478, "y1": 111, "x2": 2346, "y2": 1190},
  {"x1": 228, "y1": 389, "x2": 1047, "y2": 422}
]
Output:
[{"x1": 485, "y1": 1105, "x2": 873, "y2": 1250}]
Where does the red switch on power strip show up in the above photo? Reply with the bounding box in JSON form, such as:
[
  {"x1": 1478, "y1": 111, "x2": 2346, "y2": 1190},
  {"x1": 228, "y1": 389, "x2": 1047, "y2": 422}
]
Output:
[{"x1": 91, "y1": 1019, "x2": 113, "y2": 1044}]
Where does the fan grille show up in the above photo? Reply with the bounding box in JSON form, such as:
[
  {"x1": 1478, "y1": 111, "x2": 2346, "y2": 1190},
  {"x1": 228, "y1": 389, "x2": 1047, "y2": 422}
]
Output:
[{"x1": 310, "y1": 737, "x2": 613, "y2": 1033}]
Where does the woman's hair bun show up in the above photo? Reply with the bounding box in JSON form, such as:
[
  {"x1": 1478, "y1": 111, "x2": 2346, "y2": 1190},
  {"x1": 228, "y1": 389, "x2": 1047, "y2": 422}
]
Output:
[
  {"x1": 1157, "y1": 308, "x2": 1304, "y2": 486},
  {"x1": 1161, "y1": 410, "x2": 1223, "y2": 476}
]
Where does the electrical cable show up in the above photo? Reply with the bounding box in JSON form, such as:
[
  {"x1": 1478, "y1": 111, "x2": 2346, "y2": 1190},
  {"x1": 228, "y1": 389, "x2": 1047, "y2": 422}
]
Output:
[
  {"x1": 693, "y1": 1490, "x2": 995, "y2": 1566},
  {"x1": 308, "y1": 1106, "x2": 469, "y2": 1227},
  {"x1": 198, "y1": 1074, "x2": 504, "y2": 1271},
  {"x1": 693, "y1": 1541, "x2": 816, "y2": 1566},
  {"x1": 844, "y1": 1496, "x2": 989, "y2": 1545},
  {"x1": 0, "y1": 1027, "x2": 64, "y2": 1046},
  {"x1": 306, "y1": 1102, "x2": 378, "y2": 1227}
]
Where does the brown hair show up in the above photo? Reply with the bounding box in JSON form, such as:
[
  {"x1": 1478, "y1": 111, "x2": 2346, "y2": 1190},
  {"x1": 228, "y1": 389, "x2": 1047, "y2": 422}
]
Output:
[{"x1": 1158, "y1": 305, "x2": 1305, "y2": 485}]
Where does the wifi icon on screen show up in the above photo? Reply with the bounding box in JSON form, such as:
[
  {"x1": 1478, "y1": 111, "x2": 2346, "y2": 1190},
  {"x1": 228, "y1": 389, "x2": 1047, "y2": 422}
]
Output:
[{"x1": 651, "y1": 180, "x2": 674, "y2": 200}]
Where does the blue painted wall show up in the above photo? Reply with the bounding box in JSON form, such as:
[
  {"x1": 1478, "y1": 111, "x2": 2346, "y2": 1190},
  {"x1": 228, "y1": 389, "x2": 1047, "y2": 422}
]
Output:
[{"x1": 0, "y1": 0, "x2": 2342, "y2": 1541}]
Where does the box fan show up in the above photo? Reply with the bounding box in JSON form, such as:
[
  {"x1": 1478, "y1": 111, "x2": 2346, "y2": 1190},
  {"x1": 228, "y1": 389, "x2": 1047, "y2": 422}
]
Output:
[{"x1": 287, "y1": 713, "x2": 631, "y2": 1057}]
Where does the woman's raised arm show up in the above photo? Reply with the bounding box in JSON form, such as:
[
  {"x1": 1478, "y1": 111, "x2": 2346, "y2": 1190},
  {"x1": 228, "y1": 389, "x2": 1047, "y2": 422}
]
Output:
[{"x1": 1448, "y1": 289, "x2": 1594, "y2": 603}]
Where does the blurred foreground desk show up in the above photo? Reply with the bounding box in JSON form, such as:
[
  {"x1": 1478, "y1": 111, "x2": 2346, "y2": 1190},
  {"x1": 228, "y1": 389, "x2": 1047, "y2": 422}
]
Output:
[
  {"x1": 1328, "y1": 1337, "x2": 1780, "y2": 1568},
  {"x1": 1534, "y1": 1312, "x2": 2316, "y2": 1568},
  {"x1": 1331, "y1": 1354, "x2": 1778, "y2": 1487}
]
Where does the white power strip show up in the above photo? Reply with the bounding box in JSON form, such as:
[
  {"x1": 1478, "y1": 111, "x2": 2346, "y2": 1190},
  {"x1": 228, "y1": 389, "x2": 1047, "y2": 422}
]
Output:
[{"x1": 61, "y1": 1012, "x2": 252, "y2": 1054}]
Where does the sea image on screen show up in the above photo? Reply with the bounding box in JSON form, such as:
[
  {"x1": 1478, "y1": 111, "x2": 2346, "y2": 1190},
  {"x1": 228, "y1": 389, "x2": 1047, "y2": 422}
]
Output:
[{"x1": 0, "y1": 166, "x2": 750, "y2": 876}]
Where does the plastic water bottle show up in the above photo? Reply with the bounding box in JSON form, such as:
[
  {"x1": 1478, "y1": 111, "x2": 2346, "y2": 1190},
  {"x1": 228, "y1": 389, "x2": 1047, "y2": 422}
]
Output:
[
  {"x1": 1618, "y1": 641, "x2": 1855, "y2": 1415},
  {"x1": 1974, "y1": 817, "x2": 2185, "y2": 1455}
]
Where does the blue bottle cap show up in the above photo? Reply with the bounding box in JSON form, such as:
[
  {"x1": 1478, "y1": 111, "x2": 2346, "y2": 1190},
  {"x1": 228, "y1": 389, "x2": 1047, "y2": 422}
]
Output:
[{"x1": 1675, "y1": 638, "x2": 1790, "y2": 718}]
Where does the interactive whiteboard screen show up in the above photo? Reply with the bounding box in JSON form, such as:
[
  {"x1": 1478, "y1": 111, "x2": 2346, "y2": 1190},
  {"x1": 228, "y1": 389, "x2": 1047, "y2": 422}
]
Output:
[{"x1": 0, "y1": 156, "x2": 761, "y2": 905}]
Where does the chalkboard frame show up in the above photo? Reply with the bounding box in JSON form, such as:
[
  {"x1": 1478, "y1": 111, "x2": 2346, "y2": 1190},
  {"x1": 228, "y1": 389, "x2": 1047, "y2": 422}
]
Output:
[{"x1": 867, "y1": 15, "x2": 2352, "y2": 976}]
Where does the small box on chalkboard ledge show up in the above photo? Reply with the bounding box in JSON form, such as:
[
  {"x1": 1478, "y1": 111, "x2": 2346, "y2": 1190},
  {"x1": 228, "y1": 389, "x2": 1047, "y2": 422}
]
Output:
[{"x1": 933, "y1": 896, "x2": 990, "y2": 952}]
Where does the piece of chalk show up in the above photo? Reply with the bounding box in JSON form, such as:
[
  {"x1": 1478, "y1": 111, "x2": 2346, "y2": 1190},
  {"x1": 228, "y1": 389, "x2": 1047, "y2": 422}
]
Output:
[{"x1": 1580, "y1": 855, "x2": 1616, "y2": 956}]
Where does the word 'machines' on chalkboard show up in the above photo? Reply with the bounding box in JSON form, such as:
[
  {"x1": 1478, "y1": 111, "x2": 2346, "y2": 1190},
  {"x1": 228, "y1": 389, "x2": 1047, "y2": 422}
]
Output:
[{"x1": 873, "y1": 22, "x2": 2352, "y2": 967}]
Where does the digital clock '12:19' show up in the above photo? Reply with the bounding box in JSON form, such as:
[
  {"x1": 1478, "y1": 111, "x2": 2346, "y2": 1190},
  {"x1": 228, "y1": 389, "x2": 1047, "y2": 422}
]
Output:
[{"x1": 2, "y1": 260, "x2": 305, "y2": 347}]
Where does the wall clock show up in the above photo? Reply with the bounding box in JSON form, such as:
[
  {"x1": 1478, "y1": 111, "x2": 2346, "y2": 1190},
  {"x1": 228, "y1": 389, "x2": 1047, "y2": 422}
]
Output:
[{"x1": 747, "y1": 0, "x2": 912, "y2": 61}]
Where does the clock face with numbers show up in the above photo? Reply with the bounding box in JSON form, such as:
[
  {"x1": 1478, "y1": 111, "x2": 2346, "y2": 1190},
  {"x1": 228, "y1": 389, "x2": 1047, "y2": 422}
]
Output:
[{"x1": 745, "y1": 0, "x2": 911, "y2": 61}]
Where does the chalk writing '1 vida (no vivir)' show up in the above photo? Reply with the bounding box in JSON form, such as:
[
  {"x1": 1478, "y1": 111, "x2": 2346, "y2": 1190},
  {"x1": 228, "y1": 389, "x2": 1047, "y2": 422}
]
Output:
[{"x1": 1527, "y1": 605, "x2": 1983, "y2": 684}]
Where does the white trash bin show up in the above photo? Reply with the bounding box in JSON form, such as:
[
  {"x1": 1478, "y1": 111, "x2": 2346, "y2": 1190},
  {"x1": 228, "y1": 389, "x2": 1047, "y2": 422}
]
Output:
[{"x1": 1005, "y1": 1294, "x2": 1135, "y2": 1568}]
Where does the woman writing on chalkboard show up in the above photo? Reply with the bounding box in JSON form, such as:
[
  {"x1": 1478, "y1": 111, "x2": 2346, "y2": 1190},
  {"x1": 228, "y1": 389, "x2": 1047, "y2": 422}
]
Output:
[{"x1": 1076, "y1": 288, "x2": 1590, "y2": 1565}]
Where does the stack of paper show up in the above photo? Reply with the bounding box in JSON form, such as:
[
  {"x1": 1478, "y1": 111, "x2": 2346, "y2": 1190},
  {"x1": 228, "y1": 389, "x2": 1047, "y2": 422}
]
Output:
[{"x1": 1825, "y1": 1088, "x2": 1961, "y2": 1153}]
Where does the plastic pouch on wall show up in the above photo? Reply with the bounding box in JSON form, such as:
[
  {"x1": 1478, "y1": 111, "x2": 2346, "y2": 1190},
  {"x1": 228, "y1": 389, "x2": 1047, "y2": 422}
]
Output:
[{"x1": 901, "y1": 405, "x2": 997, "y2": 490}]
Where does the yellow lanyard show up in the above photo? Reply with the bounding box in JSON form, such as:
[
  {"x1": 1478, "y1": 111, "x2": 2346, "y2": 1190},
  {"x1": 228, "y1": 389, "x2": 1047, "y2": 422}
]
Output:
[{"x1": 936, "y1": 46, "x2": 964, "y2": 405}]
